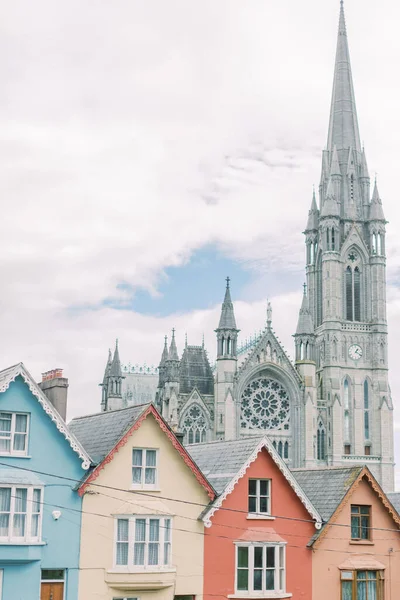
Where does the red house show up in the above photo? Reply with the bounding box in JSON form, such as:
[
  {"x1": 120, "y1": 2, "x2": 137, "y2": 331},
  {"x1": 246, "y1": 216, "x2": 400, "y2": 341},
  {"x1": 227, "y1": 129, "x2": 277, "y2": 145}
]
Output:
[{"x1": 189, "y1": 437, "x2": 321, "y2": 600}]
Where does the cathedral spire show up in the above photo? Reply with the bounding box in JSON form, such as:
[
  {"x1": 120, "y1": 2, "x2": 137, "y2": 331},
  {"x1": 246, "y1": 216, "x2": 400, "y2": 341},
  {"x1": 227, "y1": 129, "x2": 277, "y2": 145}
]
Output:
[
  {"x1": 218, "y1": 277, "x2": 237, "y2": 330},
  {"x1": 327, "y1": 0, "x2": 361, "y2": 154},
  {"x1": 168, "y1": 329, "x2": 179, "y2": 361},
  {"x1": 110, "y1": 339, "x2": 123, "y2": 378}
]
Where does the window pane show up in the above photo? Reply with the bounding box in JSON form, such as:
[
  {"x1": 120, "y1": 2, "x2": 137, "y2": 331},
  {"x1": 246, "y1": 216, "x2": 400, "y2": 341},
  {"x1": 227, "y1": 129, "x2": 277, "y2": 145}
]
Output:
[
  {"x1": 248, "y1": 480, "x2": 257, "y2": 495},
  {"x1": 360, "y1": 506, "x2": 370, "y2": 515},
  {"x1": 341, "y1": 581, "x2": 353, "y2": 600},
  {"x1": 146, "y1": 450, "x2": 156, "y2": 467},
  {"x1": 164, "y1": 542, "x2": 171, "y2": 565},
  {"x1": 357, "y1": 581, "x2": 366, "y2": 600},
  {"x1": 13, "y1": 514, "x2": 26, "y2": 537},
  {"x1": 32, "y1": 489, "x2": 41, "y2": 513},
  {"x1": 13, "y1": 434, "x2": 26, "y2": 452},
  {"x1": 351, "y1": 516, "x2": 360, "y2": 539},
  {"x1": 248, "y1": 497, "x2": 256, "y2": 513},
  {"x1": 266, "y1": 547, "x2": 275, "y2": 567},
  {"x1": 145, "y1": 468, "x2": 156, "y2": 485},
  {"x1": 164, "y1": 519, "x2": 171, "y2": 542},
  {"x1": 254, "y1": 547, "x2": 263, "y2": 568},
  {"x1": 31, "y1": 514, "x2": 39, "y2": 537},
  {"x1": 133, "y1": 543, "x2": 145, "y2": 565},
  {"x1": 149, "y1": 519, "x2": 159, "y2": 542},
  {"x1": 132, "y1": 449, "x2": 143, "y2": 466},
  {"x1": 361, "y1": 516, "x2": 369, "y2": 539},
  {"x1": 15, "y1": 415, "x2": 27, "y2": 433},
  {"x1": 265, "y1": 570, "x2": 275, "y2": 591},
  {"x1": 260, "y1": 480, "x2": 269, "y2": 496},
  {"x1": 135, "y1": 519, "x2": 146, "y2": 542},
  {"x1": 117, "y1": 519, "x2": 129, "y2": 542},
  {"x1": 0, "y1": 488, "x2": 10, "y2": 512},
  {"x1": 260, "y1": 497, "x2": 268, "y2": 513},
  {"x1": 116, "y1": 542, "x2": 128, "y2": 565},
  {"x1": 253, "y1": 569, "x2": 262, "y2": 591},
  {"x1": 132, "y1": 467, "x2": 142, "y2": 484},
  {"x1": 0, "y1": 414, "x2": 11, "y2": 433},
  {"x1": 15, "y1": 488, "x2": 27, "y2": 512},
  {"x1": 237, "y1": 569, "x2": 248, "y2": 591},
  {"x1": 148, "y1": 542, "x2": 159, "y2": 565},
  {"x1": 237, "y1": 547, "x2": 248, "y2": 568}
]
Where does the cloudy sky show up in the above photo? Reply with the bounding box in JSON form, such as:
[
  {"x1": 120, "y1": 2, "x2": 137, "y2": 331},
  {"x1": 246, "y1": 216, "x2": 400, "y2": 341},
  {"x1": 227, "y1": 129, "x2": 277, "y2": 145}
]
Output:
[{"x1": 2, "y1": 1, "x2": 400, "y2": 483}]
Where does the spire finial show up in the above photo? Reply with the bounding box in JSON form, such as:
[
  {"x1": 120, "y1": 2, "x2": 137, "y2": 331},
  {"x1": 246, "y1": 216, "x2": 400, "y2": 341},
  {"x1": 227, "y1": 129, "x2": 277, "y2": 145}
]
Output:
[
  {"x1": 303, "y1": 282, "x2": 307, "y2": 296},
  {"x1": 226, "y1": 276, "x2": 230, "y2": 289}
]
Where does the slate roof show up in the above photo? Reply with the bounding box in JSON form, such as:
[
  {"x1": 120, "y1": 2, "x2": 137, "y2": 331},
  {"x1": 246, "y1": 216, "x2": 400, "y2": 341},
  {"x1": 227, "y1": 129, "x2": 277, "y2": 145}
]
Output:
[
  {"x1": 387, "y1": 493, "x2": 400, "y2": 515},
  {"x1": 69, "y1": 403, "x2": 150, "y2": 464},
  {"x1": 187, "y1": 436, "x2": 270, "y2": 493},
  {"x1": 291, "y1": 466, "x2": 362, "y2": 522},
  {"x1": 179, "y1": 346, "x2": 214, "y2": 395}
]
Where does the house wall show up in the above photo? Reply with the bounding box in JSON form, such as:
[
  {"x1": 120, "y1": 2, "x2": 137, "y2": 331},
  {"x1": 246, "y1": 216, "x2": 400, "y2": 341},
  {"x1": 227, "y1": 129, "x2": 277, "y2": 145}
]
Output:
[
  {"x1": 312, "y1": 477, "x2": 400, "y2": 600},
  {"x1": 0, "y1": 377, "x2": 84, "y2": 600},
  {"x1": 79, "y1": 413, "x2": 210, "y2": 600},
  {"x1": 204, "y1": 448, "x2": 315, "y2": 600}
]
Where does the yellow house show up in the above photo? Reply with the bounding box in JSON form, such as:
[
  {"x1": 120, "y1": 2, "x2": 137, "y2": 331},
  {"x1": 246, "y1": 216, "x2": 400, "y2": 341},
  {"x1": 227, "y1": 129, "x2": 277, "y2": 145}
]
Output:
[{"x1": 70, "y1": 404, "x2": 215, "y2": 600}]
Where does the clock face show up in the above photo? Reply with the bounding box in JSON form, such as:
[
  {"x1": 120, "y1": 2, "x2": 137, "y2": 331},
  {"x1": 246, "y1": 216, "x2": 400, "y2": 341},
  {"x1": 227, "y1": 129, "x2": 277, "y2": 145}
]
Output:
[{"x1": 348, "y1": 344, "x2": 363, "y2": 361}]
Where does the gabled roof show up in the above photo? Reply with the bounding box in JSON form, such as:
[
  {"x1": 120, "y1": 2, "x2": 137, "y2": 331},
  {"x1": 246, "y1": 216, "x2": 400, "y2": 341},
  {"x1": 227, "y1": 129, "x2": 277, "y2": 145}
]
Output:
[
  {"x1": 293, "y1": 466, "x2": 400, "y2": 546},
  {"x1": 387, "y1": 492, "x2": 400, "y2": 515},
  {"x1": 187, "y1": 436, "x2": 322, "y2": 528},
  {"x1": 0, "y1": 363, "x2": 91, "y2": 469},
  {"x1": 73, "y1": 403, "x2": 216, "y2": 499},
  {"x1": 69, "y1": 404, "x2": 150, "y2": 465},
  {"x1": 292, "y1": 466, "x2": 362, "y2": 522}
]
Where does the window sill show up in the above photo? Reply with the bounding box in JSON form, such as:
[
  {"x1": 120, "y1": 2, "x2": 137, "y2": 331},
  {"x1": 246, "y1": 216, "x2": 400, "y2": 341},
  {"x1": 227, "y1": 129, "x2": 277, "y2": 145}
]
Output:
[
  {"x1": 0, "y1": 454, "x2": 31, "y2": 459},
  {"x1": 246, "y1": 514, "x2": 275, "y2": 521},
  {"x1": 0, "y1": 541, "x2": 46, "y2": 546},
  {"x1": 228, "y1": 593, "x2": 292, "y2": 599},
  {"x1": 130, "y1": 486, "x2": 161, "y2": 492},
  {"x1": 349, "y1": 540, "x2": 374, "y2": 546}
]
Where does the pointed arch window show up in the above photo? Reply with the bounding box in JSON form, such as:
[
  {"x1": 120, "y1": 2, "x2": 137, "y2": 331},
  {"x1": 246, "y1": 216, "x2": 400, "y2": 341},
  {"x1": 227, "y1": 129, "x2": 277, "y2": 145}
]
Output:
[
  {"x1": 345, "y1": 265, "x2": 361, "y2": 322},
  {"x1": 181, "y1": 404, "x2": 208, "y2": 445},
  {"x1": 317, "y1": 420, "x2": 326, "y2": 461},
  {"x1": 364, "y1": 380, "x2": 370, "y2": 441}
]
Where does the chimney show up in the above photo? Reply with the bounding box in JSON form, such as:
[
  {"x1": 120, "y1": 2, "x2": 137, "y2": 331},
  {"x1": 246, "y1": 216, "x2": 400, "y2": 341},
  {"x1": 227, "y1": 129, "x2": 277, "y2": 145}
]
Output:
[{"x1": 38, "y1": 369, "x2": 69, "y2": 421}]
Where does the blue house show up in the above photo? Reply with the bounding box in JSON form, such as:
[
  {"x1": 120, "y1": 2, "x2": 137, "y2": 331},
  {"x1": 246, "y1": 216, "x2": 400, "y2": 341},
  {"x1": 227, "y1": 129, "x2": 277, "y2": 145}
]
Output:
[{"x1": 0, "y1": 363, "x2": 90, "y2": 600}]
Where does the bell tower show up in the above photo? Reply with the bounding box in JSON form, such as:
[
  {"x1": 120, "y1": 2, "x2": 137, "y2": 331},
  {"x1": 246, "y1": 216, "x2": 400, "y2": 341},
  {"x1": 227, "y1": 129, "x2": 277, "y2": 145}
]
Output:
[{"x1": 297, "y1": 1, "x2": 393, "y2": 489}]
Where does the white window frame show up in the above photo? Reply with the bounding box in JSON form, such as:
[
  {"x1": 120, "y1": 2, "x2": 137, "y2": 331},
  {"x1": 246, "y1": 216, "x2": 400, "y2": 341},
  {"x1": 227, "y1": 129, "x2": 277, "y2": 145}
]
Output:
[
  {"x1": 0, "y1": 569, "x2": 3, "y2": 600},
  {"x1": 0, "y1": 485, "x2": 43, "y2": 544},
  {"x1": 248, "y1": 479, "x2": 271, "y2": 517},
  {"x1": 113, "y1": 597, "x2": 140, "y2": 600},
  {"x1": 114, "y1": 516, "x2": 172, "y2": 571},
  {"x1": 0, "y1": 412, "x2": 30, "y2": 456},
  {"x1": 234, "y1": 543, "x2": 286, "y2": 596},
  {"x1": 131, "y1": 448, "x2": 158, "y2": 490}
]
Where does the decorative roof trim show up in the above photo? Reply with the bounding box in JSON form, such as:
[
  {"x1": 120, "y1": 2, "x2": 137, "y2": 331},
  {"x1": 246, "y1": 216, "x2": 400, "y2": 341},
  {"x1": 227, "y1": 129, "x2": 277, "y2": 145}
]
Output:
[
  {"x1": 78, "y1": 404, "x2": 216, "y2": 500},
  {"x1": 0, "y1": 363, "x2": 91, "y2": 469},
  {"x1": 202, "y1": 437, "x2": 322, "y2": 528},
  {"x1": 312, "y1": 466, "x2": 400, "y2": 548}
]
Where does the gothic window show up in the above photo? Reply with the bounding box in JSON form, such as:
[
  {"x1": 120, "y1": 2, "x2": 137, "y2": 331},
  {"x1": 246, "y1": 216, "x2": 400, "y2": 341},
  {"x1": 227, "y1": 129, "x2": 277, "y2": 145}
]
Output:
[
  {"x1": 377, "y1": 233, "x2": 382, "y2": 255},
  {"x1": 284, "y1": 441, "x2": 289, "y2": 459},
  {"x1": 300, "y1": 341, "x2": 304, "y2": 360},
  {"x1": 372, "y1": 233, "x2": 377, "y2": 254},
  {"x1": 317, "y1": 420, "x2": 326, "y2": 460},
  {"x1": 278, "y1": 441, "x2": 283, "y2": 457},
  {"x1": 181, "y1": 404, "x2": 208, "y2": 445},
  {"x1": 326, "y1": 228, "x2": 330, "y2": 250},
  {"x1": 240, "y1": 378, "x2": 290, "y2": 432},
  {"x1": 364, "y1": 380, "x2": 370, "y2": 440},
  {"x1": 345, "y1": 265, "x2": 361, "y2": 322},
  {"x1": 332, "y1": 228, "x2": 335, "y2": 251}
]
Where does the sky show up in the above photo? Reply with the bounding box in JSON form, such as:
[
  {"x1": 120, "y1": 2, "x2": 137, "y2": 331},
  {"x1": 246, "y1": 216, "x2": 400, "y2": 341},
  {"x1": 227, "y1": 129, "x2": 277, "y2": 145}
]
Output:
[{"x1": 2, "y1": 0, "x2": 400, "y2": 485}]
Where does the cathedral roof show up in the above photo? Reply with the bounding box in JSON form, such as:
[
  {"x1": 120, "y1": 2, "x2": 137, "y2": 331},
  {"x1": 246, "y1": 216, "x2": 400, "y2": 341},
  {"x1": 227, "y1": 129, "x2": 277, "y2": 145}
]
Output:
[
  {"x1": 295, "y1": 289, "x2": 314, "y2": 335},
  {"x1": 179, "y1": 345, "x2": 214, "y2": 395},
  {"x1": 327, "y1": 0, "x2": 361, "y2": 154},
  {"x1": 217, "y1": 278, "x2": 237, "y2": 330}
]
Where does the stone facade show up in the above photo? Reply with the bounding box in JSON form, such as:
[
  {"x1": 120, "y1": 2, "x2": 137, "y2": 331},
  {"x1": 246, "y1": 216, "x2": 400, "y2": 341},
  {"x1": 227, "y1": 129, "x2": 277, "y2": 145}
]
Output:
[{"x1": 100, "y1": 3, "x2": 394, "y2": 491}]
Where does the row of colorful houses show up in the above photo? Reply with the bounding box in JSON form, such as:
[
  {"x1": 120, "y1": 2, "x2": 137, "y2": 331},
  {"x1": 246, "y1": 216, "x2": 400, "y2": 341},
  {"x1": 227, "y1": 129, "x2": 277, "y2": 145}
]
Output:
[{"x1": 0, "y1": 363, "x2": 399, "y2": 600}]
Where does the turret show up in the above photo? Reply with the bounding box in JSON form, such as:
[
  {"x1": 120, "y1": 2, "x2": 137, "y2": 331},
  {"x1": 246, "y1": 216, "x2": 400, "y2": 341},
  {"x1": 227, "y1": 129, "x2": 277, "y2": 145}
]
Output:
[
  {"x1": 100, "y1": 349, "x2": 112, "y2": 411},
  {"x1": 157, "y1": 335, "x2": 169, "y2": 388},
  {"x1": 215, "y1": 277, "x2": 239, "y2": 359},
  {"x1": 294, "y1": 285, "x2": 315, "y2": 362},
  {"x1": 166, "y1": 329, "x2": 180, "y2": 382}
]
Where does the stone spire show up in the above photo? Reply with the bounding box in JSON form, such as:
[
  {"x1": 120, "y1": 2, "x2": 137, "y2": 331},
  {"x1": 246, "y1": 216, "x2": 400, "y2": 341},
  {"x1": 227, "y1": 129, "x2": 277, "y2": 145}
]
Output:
[
  {"x1": 168, "y1": 329, "x2": 179, "y2": 361},
  {"x1": 109, "y1": 339, "x2": 123, "y2": 378},
  {"x1": 327, "y1": 1, "x2": 361, "y2": 154},
  {"x1": 330, "y1": 145, "x2": 341, "y2": 176},
  {"x1": 296, "y1": 285, "x2": 314, "y2": 335},
  {"x1": 305, "y1": 188, "x2": 319, "y2": 231},
  {"x1": 369, "y1": 179, "x2": 386, "y2": 221},
  {"x1": 218, "y1": 277, "x2": 237, "y2": 330},
  {"x1": 160, "y1": 335, "x2": 168, "y2": 365},
  {"x1": 321, "y1": 177, "x2": 340, "y2": 218}
]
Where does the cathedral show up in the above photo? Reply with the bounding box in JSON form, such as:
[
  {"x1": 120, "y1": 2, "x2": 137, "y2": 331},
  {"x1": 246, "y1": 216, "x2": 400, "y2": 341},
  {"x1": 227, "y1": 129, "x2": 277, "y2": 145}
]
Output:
[{"x1": 100, "y1": 1, "x2": 394, "y2": 491}]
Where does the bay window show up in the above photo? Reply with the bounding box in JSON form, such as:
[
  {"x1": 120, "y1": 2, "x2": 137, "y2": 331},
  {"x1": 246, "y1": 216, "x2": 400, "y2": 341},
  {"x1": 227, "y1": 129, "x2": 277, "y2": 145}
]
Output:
[
  {"x1": 0, "y1": 486, "x2": 43, "y2": 542},
  {"x1": 341, "y1": 570, "x2": 384, "y2": 600},
  {"x1": 115, "y1": 516, "x2": 172, "y2": 569},
  {"x1": 0, "y1": 412, "x2": 29, "y2": 455},
  {"x1": 236, "y1": 543, "x2": 286, "y2": 595}
]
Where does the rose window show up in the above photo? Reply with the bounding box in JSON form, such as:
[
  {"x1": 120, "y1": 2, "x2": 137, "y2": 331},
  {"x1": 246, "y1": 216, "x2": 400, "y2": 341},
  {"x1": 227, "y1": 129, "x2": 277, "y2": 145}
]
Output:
[
  {"x1": 181, "y1": 404, "x2": 208, "y2": 445},
  {"x1": 240, "y1": 377, "x2": 290, "y2": 431}
]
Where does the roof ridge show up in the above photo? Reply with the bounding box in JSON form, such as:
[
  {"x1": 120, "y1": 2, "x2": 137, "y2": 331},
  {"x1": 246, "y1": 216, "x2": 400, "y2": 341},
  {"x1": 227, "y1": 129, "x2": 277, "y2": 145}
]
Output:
[{"x1": 70, "y1": 402, "x2": 151, "y2": 422}]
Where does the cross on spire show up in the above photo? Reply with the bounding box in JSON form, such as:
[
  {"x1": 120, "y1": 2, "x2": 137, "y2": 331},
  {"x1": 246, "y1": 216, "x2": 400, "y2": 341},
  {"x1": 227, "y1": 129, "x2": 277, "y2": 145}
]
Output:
[{"x1": 226, "y1": 276, "x2": 230, "y2": 288}]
